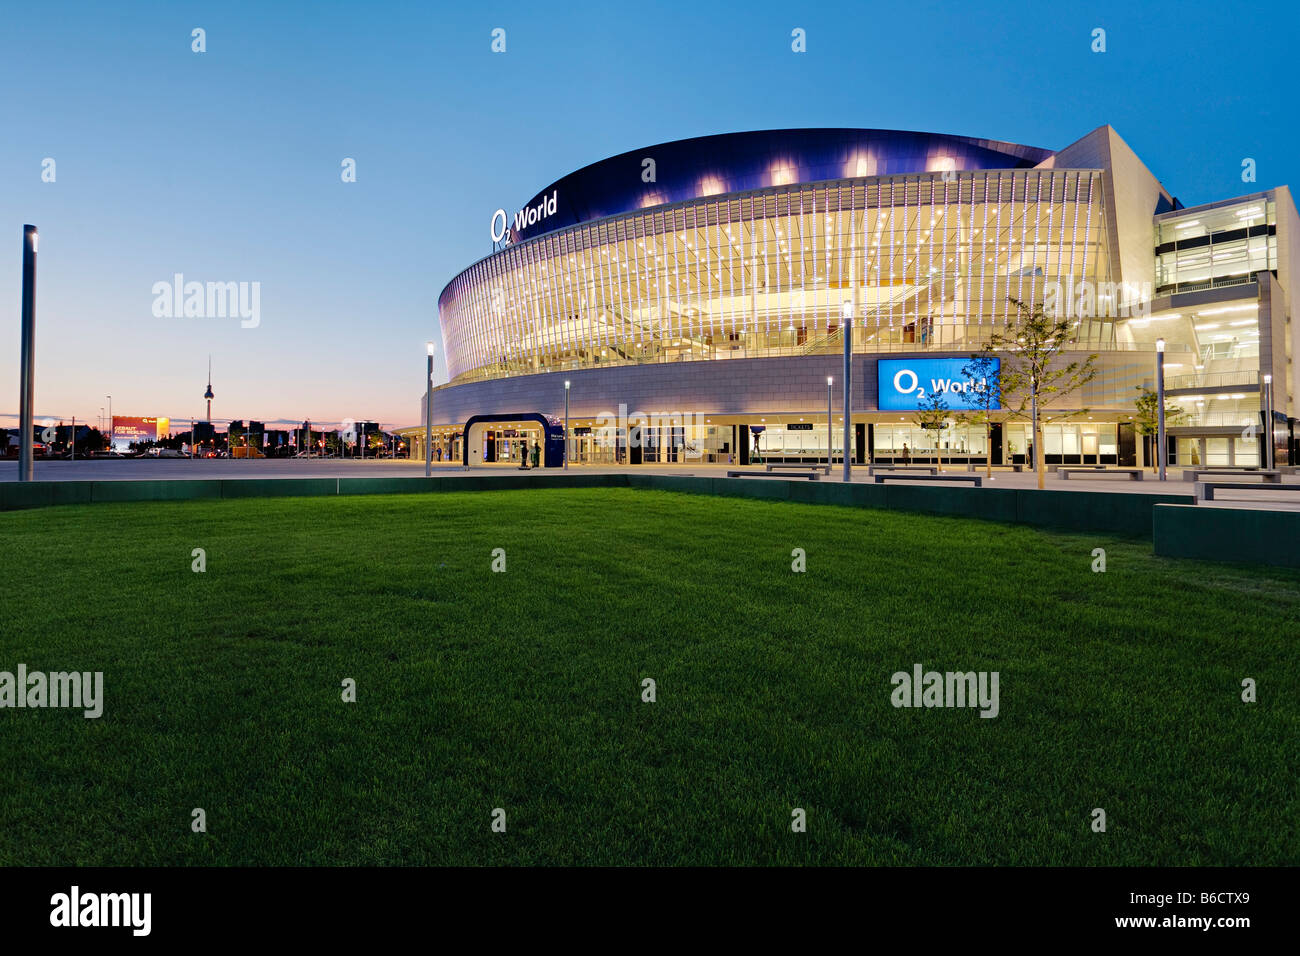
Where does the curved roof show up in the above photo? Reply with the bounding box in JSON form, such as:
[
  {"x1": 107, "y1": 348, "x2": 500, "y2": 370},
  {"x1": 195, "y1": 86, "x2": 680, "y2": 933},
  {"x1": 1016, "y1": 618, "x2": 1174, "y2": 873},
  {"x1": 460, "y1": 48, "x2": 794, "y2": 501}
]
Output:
[{"x1": 506, "y1": 128, "x2": 1053, "y2": 243}]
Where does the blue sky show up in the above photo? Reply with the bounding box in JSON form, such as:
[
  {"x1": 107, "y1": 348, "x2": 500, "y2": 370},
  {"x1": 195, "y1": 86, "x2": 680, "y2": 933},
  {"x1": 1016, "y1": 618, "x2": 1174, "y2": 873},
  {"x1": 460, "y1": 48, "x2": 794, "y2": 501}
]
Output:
[{"x1": 1, "y1": 0, "x2": 1296, "y2": 429}]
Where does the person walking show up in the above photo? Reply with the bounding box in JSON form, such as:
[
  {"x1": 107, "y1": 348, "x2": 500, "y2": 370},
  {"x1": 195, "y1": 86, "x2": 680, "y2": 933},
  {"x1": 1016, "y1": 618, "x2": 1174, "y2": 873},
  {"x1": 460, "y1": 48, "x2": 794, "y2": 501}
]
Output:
[
  {"x1": 902, "y1": 442, "x2": 911, "y2": 466},
  {"x1": 530, "y1": 441, "x2": 540, "y2": 469},
  {"x1": 519, "y1": 441, "x2": 529, "y2": 470}
]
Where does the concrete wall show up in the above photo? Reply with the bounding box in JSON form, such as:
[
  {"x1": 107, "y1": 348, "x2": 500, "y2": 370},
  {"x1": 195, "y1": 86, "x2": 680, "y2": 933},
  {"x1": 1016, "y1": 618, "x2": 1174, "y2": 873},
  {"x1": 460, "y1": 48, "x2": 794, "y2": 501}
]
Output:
[
  {"x1": 1047, "y1": 126, "x2": 1173, "y2": 300},
  {"x1": 1273, "y1": 185, "x2": 1300, "y2": 417}
]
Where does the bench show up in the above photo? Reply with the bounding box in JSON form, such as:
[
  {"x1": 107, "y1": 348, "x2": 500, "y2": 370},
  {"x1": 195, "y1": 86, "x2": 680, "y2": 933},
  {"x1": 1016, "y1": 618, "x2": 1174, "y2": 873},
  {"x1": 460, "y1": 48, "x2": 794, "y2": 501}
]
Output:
[
  {"x1": 867, "y1": 465, "x2": 938, "y2": 476},
  {"x1": 874, "y1": 473, "x2": 982, "y2": 487},
  {"x1": 1057, "y1": 468, "x2": 1144, "y2": 481},
  {"x1": 1195, "y1": 481, "x2": 1300, "y2": 502},
  {"x1": 765, "y1": 463, "x2": 832, "y2": 474},
  {"x1": 1181, "y1": 469, "x2": 1281, "y2": 483},
  {"x1": 727, "y1": 470, "x2": 819, "y2": 480},
  {"x1": 1048, "y1": 464, "x2": 1106, "y2": 474}
]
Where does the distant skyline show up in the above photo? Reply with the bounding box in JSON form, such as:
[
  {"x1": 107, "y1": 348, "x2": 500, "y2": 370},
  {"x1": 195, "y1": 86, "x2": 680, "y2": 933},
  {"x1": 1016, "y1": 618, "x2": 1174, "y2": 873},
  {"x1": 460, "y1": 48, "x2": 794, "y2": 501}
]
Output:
[{"x1": 3, "y1": 0, "x2": 1297, "y2": 430}]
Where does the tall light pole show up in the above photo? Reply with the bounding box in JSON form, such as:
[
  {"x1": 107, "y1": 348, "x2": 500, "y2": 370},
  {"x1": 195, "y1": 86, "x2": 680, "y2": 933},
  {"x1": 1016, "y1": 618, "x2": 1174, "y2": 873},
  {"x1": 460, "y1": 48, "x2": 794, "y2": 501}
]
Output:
[
  {"x1": 1263, "y1": 373, "x2": 1274, "y2": 470},
  {"x1": 564, "y1": 379, "x2": 571, "y2": 470},
  {"x1": 18, "y1": 226, "x2": 37, "y2": 481},
  {"x1": 1155, "y1": 338, "x2": 1167, "y2": 481},
  {"x1": 827, "y1": 376, "x2": 833, "y2": 471},
  {"x1": 106, "y1": 395, "x2": 112, "y2": 452},
  {"x1": 425, "y1": 342, "x2": 435, "y2": 476},
  {"x1": 841, "y1": 300, "x2": 853, "y2": 482}
]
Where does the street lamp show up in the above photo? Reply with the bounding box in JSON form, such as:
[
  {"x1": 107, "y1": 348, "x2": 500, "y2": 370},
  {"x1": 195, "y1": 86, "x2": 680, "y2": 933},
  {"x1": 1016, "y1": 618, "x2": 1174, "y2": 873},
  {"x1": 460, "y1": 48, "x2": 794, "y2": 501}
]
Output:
[
  {"x1": 425, "y1": 341, "x2": 436, "y2": 476},
  {"x1": 827, "y1": 376, "x2": 833, "y2": 472},
  {"x1": 564, "y1": 379, "x2": 571, "y2": 470},
  {"x1": 18, "y1": 226, "x2": 37, "y2": 482},
  {"x1": 841, "y1": 299, "x2": 853, "y2": 482},
  {"x1": 1155, "y1": 339, "x2": 1166, "y2": 481},
  {"x1": 1263, "y1": 373, "x2": 1274, "y2": 470},
  {"x1": 106, "y1": 395, "x2": 112, "y2": 453}
]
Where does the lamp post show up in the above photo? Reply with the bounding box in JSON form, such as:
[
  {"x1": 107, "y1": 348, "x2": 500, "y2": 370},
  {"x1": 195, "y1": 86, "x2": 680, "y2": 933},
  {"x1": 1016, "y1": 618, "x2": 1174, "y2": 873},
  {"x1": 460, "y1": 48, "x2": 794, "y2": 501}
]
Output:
[
  {"x1": 564, "y1": 379, "x2": 571, "y2": 470},
  {"x1": 106, "y1": 395, "x2": 112, "y2": 453},
  {"x1": 1263, "y1": 373, "x2": 1274, "y2": 470},
  {"x1": 841, "y1": 300, "x2": 853, "y2": 482},
  {"x1": 827, "y1": 376, "x2": 833, "y2": 471},
  {"x1": 1155, "y1": 338, "x2": 1167, "y2": 481},
  {"x1": 425, "y1": 342, "x2": 435, "y2": 476},
  {"x1": 17, "y1": 227, "x2": 37, "y2": 481}
]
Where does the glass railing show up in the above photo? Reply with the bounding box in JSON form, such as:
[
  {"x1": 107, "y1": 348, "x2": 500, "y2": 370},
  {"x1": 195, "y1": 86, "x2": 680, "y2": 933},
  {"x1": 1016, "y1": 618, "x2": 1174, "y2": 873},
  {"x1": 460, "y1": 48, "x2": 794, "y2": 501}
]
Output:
[{"x1": 1165, "y1": 369, "x2": 1259, "y2": 390}]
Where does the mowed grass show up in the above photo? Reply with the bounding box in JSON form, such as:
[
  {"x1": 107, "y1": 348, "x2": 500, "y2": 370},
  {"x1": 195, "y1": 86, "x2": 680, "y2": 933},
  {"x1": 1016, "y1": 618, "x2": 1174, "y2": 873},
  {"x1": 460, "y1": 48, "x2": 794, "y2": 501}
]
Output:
[{"x1": 0, "y1": 487, "x2": 1296, "y2": 866}]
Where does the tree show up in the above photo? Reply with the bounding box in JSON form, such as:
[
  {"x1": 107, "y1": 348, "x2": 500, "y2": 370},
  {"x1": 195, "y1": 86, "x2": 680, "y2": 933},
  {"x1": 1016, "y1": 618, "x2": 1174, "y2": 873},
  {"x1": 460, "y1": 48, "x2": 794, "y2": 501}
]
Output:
[
  {"x1": 984, "y1": 298, "x2": 1099, "y2": 490},
  {"x1": 913, "y1": 388, "x2": 950, "y2": 470},
  {"x1": 1133, "y1": 386, "x2": 1189, "y2": 472},
  {"x1": 959, "y1": 352, "x2": 1004, "y2": 478}
]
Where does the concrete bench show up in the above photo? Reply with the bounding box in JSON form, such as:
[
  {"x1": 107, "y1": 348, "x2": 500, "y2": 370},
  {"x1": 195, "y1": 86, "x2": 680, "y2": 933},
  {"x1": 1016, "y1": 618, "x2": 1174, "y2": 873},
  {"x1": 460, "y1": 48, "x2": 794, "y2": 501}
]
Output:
[
  {"x1": 726, "y1": 470, "x2": 819, "y2": 481},
  {"x1": 1181, "y1": 469, "x2": 1281, "y2": 483},
  {"x1": 1048, "y1": 464, "x2": 1106, "y2": 474},
  {"x1": 765, "y1": 463, "x2": 832, "y2": 474},
  {"x1": 1195, "y1": 481, "x2": 1300, "y2": 502},
  {"x1": 874, "y1": 473, "x2": 982, "y2": 487},
  {"x1": 867, "y1": 465, "x2": 939, "y2": 476},
  {"x1": 1058, "y1": 468, "x2": 1144, "y2": 481}
]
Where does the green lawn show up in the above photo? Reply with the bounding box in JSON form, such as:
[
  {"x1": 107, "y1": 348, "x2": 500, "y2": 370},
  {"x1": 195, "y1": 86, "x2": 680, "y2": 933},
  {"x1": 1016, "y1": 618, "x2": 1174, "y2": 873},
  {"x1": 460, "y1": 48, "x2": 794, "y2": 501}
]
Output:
[{"x1": 0, "y1": 488, "x2": 1295, "y2": 865}]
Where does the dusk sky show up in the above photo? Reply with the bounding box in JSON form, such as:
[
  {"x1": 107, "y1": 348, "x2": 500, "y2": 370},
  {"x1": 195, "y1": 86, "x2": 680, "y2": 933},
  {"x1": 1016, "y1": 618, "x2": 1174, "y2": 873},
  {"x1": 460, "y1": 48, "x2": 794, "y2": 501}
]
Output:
[{"x1": 2, "y1": 0, "x2": 1296, "y2": 431}]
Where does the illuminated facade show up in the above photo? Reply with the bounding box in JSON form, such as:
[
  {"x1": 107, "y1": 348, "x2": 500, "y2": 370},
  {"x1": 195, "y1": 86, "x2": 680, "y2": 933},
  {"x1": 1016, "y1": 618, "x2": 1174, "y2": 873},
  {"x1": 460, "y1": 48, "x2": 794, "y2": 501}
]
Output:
[{"x1": 418, "y1": 126, "x2": 1299, "y2": 469}]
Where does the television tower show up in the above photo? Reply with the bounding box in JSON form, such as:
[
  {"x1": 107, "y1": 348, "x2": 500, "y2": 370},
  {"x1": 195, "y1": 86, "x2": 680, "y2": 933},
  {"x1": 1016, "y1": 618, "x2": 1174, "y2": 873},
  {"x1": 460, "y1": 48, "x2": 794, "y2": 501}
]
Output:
[{"x1": 204, "y1": 356, "x2": 214, "y2": 422}]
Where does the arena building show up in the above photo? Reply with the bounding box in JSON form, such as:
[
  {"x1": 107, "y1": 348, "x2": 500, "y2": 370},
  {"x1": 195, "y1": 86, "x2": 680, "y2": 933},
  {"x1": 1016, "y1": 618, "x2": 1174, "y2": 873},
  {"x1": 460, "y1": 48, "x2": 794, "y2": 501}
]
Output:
[{"x1": 412, "y1": 126, "x2": 1299, "y2": 470}]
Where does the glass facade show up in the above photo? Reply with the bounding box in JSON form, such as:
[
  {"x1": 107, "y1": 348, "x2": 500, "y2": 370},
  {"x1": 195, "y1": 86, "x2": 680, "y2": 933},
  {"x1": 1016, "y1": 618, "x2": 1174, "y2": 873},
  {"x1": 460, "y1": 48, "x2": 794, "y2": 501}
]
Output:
[
  {"x1": 1154, "y1": 200, "x2": 1276, "y2": 295},
  {"x1": 440, "y1": 170, "x2": 1113, "y2": 384}
]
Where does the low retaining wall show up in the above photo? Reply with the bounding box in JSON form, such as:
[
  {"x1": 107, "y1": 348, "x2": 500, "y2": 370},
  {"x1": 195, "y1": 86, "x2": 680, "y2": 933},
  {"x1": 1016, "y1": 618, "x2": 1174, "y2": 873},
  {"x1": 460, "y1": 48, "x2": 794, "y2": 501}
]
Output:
[
  {"x1": 1153, "y1": 504, "x2": 1300, "y2": 568},
  {"x1": 1, "y1": 472, "x2": 1195, "y2": 538}
]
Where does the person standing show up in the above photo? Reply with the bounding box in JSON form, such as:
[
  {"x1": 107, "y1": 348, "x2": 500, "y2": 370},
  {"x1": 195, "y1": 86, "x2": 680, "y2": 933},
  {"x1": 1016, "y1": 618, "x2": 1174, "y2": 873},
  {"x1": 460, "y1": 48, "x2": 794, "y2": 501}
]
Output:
[
  {"x1": 530, "y1": 441, "x2": 540, "y2": 469},
  {"x1": 902, "y1": 442, "x2": 911, "y2": 466}
]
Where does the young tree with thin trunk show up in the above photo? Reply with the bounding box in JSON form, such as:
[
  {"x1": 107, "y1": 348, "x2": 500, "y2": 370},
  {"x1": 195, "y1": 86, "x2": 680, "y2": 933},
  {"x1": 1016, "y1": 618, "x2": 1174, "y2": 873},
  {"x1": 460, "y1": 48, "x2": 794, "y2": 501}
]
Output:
[
  {"x1": 1133, "y1": 386, "x2": 1189, "y2": 472},
  {"x1": 984, "y1": 298, "x2": 1099, "y2": 490},
  {"x1": 913, "y1": 388, "x2": 950, "y2": 471},
  {"x1": 960, "y1": 352, "x2": 1004, "y2": 478}
]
